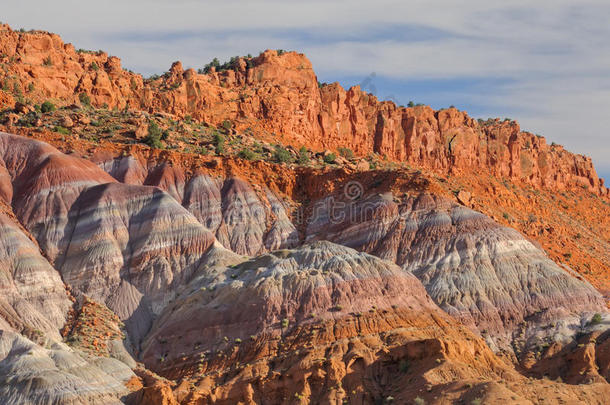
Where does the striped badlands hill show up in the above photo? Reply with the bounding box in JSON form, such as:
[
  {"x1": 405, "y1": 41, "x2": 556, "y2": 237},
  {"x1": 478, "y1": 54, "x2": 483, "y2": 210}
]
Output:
[
  {"x1": 0, "y1": 132, "x2": 608, "y2": 404},
  {"x1": 0, "y1": 132, "x2": 221, "y2": 342},
  {"x1": 305, "y1": 185, "x2": 607, "y2": 352}
]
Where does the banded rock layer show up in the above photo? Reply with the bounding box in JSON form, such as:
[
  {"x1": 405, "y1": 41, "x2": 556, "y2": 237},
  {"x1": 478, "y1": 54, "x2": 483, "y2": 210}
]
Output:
[
  {"x1": 0, "y1": 132, "x2": 224, "y2": 344},
  {"x1": 306, "y1": 188, "x2": 606, "y2": 350}
]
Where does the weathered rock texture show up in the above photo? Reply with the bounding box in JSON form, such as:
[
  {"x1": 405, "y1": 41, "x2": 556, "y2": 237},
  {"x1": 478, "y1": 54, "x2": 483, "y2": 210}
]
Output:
[
  {"x1": 98, "y1": 155, "x2": 298, "y2": 256},
  {"x1": 136, "y1": 242, "x2": 609, "y2": 404},
  {"x1": 0, "y1": 132, "x2": 226, "y2": 343},
  {"x1": 0, "y1": 25, "x2": 606, "y2": 197},
  {"x1": 305, "y1": 182, "x2": 607, "y2": 350},
  {"x1": 0, "y1": 330, "x2": 133, "y2": 405},
  {"x1": 0, "y1": 131, "x2": 608, "y2": 404},
  {"x1": 0, "y1": 202, "x2": 71, "y2": 341},
  {"x1": 0, "y1": 24, "x2": 609, "y2": 405}
]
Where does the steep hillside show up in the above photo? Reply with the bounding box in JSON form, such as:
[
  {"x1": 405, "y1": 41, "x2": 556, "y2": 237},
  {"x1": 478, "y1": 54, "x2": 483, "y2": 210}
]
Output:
[{"x1": 0, "y1": 23, "x2": 609, "y2": 405}]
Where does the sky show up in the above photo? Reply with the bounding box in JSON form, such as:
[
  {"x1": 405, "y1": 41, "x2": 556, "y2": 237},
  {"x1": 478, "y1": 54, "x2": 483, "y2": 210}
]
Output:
[{"x1": 3, "y1": 0, "x2": 609, "y2": 181}]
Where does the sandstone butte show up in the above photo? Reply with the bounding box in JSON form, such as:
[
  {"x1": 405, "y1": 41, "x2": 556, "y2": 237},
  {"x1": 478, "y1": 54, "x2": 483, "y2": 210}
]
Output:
[
  {"x1": 0, "y1": 24, "x2": 606, "y2": 198},
  {"x1": 0, "y1": 23, "x2": 609, "y2": 405}
]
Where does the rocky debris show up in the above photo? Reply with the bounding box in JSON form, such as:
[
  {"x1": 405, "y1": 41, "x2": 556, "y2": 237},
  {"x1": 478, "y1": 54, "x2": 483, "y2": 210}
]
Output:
[
  {"x1": 456, "y1": 189, "x2": 472, "y2": 206},
  {"x1": 61, "y1": 115, "x2": 74, "y2": 127},
  {"x1": 0, "y1": 24, "x2": 607, "y2": 404},
  {"x1": 0, "y1": 90, "x2": 15, "y2": 109},
  {"x1": 14, "y1": 101, "x2": 33, "y2": 114}
]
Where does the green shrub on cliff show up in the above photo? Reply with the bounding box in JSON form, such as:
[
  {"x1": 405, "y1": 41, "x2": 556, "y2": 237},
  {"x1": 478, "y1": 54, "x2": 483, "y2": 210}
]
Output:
[
  {"x1": 323, "y1": 153, "x2": 336, "y2": 164},
  {"x1": 338, "y1": 147, "x2": 354, "y2": 160},
  {"x1": 145, "y1": 121, "x2": 163, "y2": 148},
  {"x1": 213, "y1": 132, "x2": 225, "y2": 155},
  {"x1": 297, "y1": 146, "x2": 310, "y2": 165},
  {"x1": 41, "y1": 100, "x2": 55, "y2": 113},
  {"x1": 238, "y1": 148, "x2": 257, "y2": 160},
  {"x1": 273, "y1": 145, "x2": 293, "y2": 164},
  {"x1": 79, "y1": 92, "x2": 91, "y2": 107},
  {"x1": 590, "y1": 313, "x2": 603, "y2": 326}
]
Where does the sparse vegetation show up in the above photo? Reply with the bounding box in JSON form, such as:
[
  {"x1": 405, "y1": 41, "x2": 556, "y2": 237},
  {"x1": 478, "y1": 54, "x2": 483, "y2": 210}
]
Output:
[
  {"x1": 338, "y1": 147, "x2": 354, "y2": 159},
  {"x1": 273, "y1": 145, "x2": 294, "y2": 164},
  {"x1": 323, "y1": 153, "x2": 336, "y2": 164},
  {"x1": 90, "y1": 62, "x2": 99, "y2": 71},
  {"x1": 199, "y1": 55, "x2": 253, "y2": 74},
  {"x1": 413, "y1": 397, "x2": 426, "y2": 405},
  {"x1": 79, "y1": 92, "x2": 91, "y2": 107},
  {"x1": 54, "y1": 126, "x2": 69, "y2": 135},
  {"x1": 590, "y1": 313, "x2": 603, "y2": 326},
  {"x1": 297, "y1": 146, "x2": 310, "y2": 165},
  {"x1": 238, "y1": 148, "x2": 257, "y2": 160},
  {"x1": 145, "y1": 121, "x2": 163, "y2": 148},
  {"x1": 43, "y1": 56, "x2": 52, "y2": 66},
  {"x1": 221, "y1": 119, "x2": 232, "y2": 131},
  {"x1": 213, "y1": 132, "x2": 225, "y2": 155},
  {"x1": 41, "y1": 100, "x2": 55, "y2": 113}
]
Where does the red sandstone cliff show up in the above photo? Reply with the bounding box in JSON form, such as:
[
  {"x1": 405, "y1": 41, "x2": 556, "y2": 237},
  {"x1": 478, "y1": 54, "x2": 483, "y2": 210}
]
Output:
[{"x1": 0, "y1": 24, "x2": 606, "y2": 197}]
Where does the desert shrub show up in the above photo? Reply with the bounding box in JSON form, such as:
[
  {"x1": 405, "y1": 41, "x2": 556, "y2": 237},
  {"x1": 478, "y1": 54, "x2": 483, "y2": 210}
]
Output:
[
  {"x1": 90, "y1": 62, "x2": 99, "y2": 71},
  {"x1": 27, "y1": 82, "x2": 35, "y2": 92},
  {"x1": 40, "y1": 100, "x2": 55, "y2": 113},
  {"x1": 145, "y1": 121, "x2": 163, "y2": 148},
  {"x1": 590, "y1": 313, "x2": 603, "y2": 326},
  {"x1": 338, "y1": 147, "x2": 354, "y2": 159},
  {"x1": 273, "y1": 145, "x2": 293, "y2": 164},
  {"x1": 54, "y1": 126, "x2": 69, "y2": 135},
  {"x1": 281, "y1": 318, "x2": 289, "y2": 328},
  {"x1": 413, "y1": 397, "x2": 425, "y2": 405},
  {"x1": 238, "y1": 148, "x2": 257, "y2": 160},
  {"x1": 407, "y1": 101, "x2": 415, "y2": 107},
  {"x1": 200, "y1": 56, "x2": 245, "y2": 74},
  {"x1": 213, "y1": 132, "x2": 225, "y2": 154},
  {"x1": 323, "y1": 153, "x2": 336, "y2": 164},
  {"x1": 297, "y1": 146, "x2": 310, "y2": 165},
  {"x1": 43, "y1": 56, "x2": 52, "y2": 66},
  {"x1": 79, "y1": 92, "x2": 91, "y2": 107},
  {"x1": 221, "y1": 119, "x2": 232, "y2": 131}
]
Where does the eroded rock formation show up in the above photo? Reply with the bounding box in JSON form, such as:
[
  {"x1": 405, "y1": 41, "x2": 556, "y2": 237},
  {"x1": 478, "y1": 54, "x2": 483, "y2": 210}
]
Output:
[{"x1": 0, "y1": 25, "x2": 606, "y2": 197}]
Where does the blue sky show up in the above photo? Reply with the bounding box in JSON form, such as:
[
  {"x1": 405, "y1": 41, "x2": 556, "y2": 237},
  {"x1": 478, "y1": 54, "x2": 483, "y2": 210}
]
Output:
[{"x1": 3, "y1": 0, "x2": 609, "y2": 181}]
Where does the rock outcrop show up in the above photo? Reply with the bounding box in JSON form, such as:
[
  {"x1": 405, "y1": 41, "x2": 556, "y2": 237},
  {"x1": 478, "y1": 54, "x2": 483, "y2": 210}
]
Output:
[
  {"x1": 0, "y1": 23, "x2": 609, "y2": 405},
  {"x1": 0, "y1": 25, "x2": 606, "y2": 197}
]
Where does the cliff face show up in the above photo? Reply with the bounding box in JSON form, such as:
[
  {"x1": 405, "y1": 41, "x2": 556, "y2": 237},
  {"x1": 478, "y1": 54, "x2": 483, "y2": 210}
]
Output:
[{"x1": 0, "y1": 25, "x2": 606, "y2": 197}]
